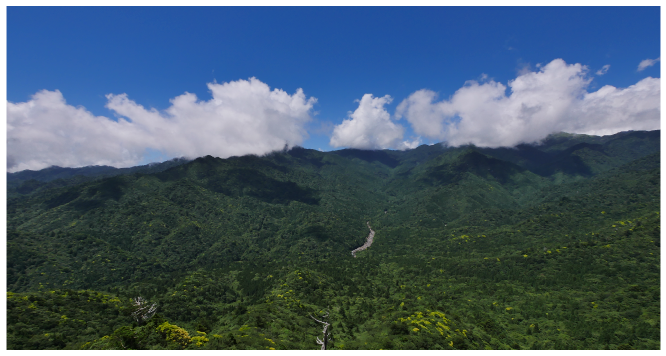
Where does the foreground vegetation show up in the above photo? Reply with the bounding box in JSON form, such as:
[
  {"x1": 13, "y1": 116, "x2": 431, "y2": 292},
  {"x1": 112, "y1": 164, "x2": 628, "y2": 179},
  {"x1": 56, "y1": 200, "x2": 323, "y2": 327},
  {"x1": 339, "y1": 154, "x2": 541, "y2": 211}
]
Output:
[{"x1": 6, "y1": 130, "x2": 660, "y2": 349}]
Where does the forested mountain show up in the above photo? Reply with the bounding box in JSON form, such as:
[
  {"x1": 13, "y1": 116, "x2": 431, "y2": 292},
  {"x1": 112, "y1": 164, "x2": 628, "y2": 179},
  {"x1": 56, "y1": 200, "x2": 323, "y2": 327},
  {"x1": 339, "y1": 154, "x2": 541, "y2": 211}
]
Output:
[
  {"x1": 6, "y1": 157, "x2": 191, "y2": 199},
  {"x1": 6, "y1": 130, "x2": 660, "y2": 350}
]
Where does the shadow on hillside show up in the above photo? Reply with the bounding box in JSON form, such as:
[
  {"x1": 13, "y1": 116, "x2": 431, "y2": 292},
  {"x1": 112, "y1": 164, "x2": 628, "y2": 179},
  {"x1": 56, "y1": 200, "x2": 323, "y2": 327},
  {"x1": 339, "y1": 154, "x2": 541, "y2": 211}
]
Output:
[
  {"x1": 422, "y1": 151, "x2": 527, "y2": 186},
  {"x1": 532, "y1": 143, "x2": 602, "y2": 177},
  {"x1": 206, "y1": 169, "x2": 319, "y2": 205},
  {"x1": 45, "y1": 176, "x2": 128, "y2": 211},
  {"x1": 287, "y1": 147, "x2": 328, "y2": 168},
  {"x1": 332, "y1": 149, "x2": 400, "y2": 168}
]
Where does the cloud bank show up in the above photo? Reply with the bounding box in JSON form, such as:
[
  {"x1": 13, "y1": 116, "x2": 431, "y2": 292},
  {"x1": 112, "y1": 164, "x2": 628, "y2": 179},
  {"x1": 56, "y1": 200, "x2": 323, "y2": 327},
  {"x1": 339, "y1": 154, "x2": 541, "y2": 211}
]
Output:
[
  {"x1": 637, "y1": 57, "x2": 660, "y2": 71},
  {"x1": 7, "y1": 78, "x2": 316, "y2": 172},
  {"x1": 396, "y1": 59, "x2": 660, "y2": 148},
  {"x1": 8, "y1": 59, "x2": 660, "y2": 172},
  {"x1": 330, "y1": 94, "x2": 419, "y2": 150}
]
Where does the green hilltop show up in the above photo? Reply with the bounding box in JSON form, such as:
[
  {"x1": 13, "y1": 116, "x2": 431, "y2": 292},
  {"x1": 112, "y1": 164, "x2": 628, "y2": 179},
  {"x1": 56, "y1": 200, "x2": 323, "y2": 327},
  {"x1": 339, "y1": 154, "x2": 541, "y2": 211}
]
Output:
[{"x1": 6, "y1": 130, "x2": 660, "y2": 350}]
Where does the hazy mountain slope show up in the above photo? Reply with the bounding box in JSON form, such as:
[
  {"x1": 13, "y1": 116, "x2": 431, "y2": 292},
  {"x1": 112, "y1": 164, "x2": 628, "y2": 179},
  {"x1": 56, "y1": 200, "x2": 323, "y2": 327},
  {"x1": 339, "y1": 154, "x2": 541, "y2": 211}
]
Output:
[{"x1": 479, "y1": 130, "x2": 660, "y2": 178}]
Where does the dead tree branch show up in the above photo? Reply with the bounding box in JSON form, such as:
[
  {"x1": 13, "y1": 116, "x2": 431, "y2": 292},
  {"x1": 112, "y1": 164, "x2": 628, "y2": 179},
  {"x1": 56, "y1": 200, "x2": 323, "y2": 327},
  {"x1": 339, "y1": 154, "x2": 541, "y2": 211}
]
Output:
[
  {"x1": 309, "y1": 310, "x2": 331, "y2": 350},
  {"x1": 130, "y1": 296, "x2": 157, "y2": 325}
]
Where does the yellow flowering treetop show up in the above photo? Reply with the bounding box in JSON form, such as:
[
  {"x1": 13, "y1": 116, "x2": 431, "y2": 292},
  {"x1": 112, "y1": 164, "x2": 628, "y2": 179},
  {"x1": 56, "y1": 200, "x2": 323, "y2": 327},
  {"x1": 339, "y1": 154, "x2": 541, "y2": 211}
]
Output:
[
  {"x1": 395, "y1": 310, "x2": 467, "y2": 343},
  {"x1": 191, "y1": 331, "x2": 209, "y2": 347},
  {"x1": 156, "y1": 322, "x2": 192, "y2": 348}
]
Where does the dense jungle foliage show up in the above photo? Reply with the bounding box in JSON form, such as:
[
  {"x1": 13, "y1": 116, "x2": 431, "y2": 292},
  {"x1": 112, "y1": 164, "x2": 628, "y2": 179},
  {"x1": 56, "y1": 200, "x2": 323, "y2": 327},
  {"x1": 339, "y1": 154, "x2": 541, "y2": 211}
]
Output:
[{"x1": 6, "y1": 130, "x2": 660, "y2": 350}]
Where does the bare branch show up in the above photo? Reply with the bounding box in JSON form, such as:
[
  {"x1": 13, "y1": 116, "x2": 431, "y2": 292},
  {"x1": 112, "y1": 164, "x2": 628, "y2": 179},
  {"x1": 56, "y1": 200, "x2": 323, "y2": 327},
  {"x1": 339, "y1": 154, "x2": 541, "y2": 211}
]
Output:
[
  {"x1": 130, "y1": 296, "x2": 157, "y2": 324},
  {"x1": 309, "y1": 314, "x2": 329, "y2": 326},
  {"x1": 310, "y1": 309, "x2": 332, "y2": 350}
]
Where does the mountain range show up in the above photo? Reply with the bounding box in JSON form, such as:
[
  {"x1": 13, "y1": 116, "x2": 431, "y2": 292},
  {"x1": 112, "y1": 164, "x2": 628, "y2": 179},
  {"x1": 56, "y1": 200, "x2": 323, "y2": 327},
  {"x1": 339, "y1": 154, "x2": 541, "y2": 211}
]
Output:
[{"x1": 6, "y1": 130, "x2": 660, "y2": 350}]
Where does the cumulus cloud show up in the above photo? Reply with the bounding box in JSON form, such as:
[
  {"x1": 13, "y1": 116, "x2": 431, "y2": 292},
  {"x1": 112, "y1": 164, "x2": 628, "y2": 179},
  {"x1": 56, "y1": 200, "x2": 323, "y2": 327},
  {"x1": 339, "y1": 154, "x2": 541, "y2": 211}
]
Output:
[
  {"x1": 637, "y1": 57, "x2": 660, "y2": 71},
  {"x1": 7, "y1": 78, "x2": 316, "y2": 172},
  {"x1": 329, "y1": 94, "x2": 419, "y2": 150},
  {"x1": 567, "y1": 76, "x2": 660, "y2": 135},
  {"x1": 396, "y1": 59, "x2": 660, "y2": 148},
  {"x1": 596, "y1": 64, "x2": 610, "y2": 75}
]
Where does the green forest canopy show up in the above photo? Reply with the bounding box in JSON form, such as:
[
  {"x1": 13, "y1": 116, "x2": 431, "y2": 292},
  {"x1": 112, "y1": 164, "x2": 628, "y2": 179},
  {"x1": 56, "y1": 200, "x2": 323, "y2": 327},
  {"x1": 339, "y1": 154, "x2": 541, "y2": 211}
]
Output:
[{"x1": 6, "y1": 130, "x2": 660, "y2": 350}]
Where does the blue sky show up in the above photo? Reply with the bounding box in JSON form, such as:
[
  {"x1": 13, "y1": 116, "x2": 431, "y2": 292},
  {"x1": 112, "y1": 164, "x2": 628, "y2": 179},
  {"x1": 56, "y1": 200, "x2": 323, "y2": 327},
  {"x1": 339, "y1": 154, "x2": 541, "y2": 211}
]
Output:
[{"x1": 7, "y1": 6, "x2": 661, "y2": 171}]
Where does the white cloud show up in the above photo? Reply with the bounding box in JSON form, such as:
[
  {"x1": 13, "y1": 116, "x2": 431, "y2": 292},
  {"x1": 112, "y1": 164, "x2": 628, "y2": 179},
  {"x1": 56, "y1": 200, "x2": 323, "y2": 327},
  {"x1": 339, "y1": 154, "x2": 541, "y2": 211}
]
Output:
[
  {"x1": 568, "y1": 77, "x2": 661, "y2": 135},
  {"x1": 596, "y1": 64, "x2": 610, "y2": 75},
  {"x1": 638, "y1": 57, "x2": 660, "y2": 71},
  {"x1": 329, "y1": 94, "x2": 419, "y2": 150},
  {"x1": 7, "y1": 78, "x2": 316, "y2": 172},
  {"x1": 396, "y1": 58, "x2": 660, "y2": 148}
]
